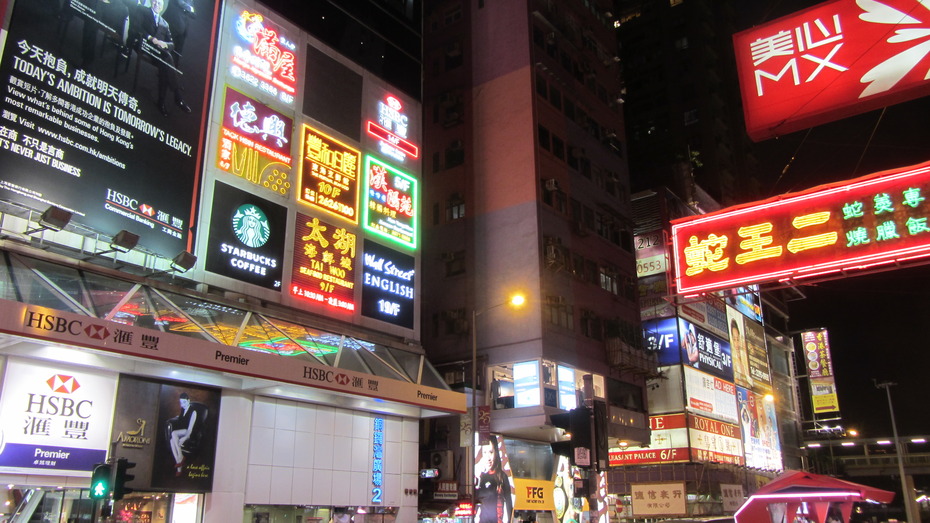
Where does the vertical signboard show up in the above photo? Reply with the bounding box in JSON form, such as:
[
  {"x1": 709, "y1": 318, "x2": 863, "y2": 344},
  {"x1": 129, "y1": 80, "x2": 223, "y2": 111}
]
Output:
[
  {"x1": 0, "y1": 359, "x2": 117, "y2": 475},
  {"x1": 291, "y1": 212, "x2": 357, "y2": 312},
  {"x1": 362, "y1": 155, "x2": 417, "y2": 249},
  {"x1": 726, "y1": 306, "x2": 772, "y2": 392},
  {"x1": 217, "y1": 86, "x2": 293, "y2": 197},
  {"x1": 0, "y1": 0, "x2": 221, "y2": 256},
  {"x1": 204, "y1": 181, "x2": 286, "y2": 291},
  {"x1": 802, "y1": 329, "x2": 841, "y2": 414}
]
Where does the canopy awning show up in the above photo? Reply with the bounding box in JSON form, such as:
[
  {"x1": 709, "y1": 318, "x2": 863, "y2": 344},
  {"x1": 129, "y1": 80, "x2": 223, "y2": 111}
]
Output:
[{"x1": 735, "y1": 470, "x2": 894, "y2": 523}]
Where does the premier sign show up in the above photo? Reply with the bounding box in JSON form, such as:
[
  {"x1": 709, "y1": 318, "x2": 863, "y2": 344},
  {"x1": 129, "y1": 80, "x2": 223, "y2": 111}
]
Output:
[
  {"x1": 734, "y1": 0, "x2": 930, "y2": 141},
  {"x1": 671, "y1": 160, "x2": 930, "y2": 295}
]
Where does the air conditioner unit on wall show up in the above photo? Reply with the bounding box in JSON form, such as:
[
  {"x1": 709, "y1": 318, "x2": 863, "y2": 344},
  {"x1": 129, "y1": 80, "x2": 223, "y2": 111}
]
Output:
[
  {"x1": 545, "y1": 178, "x2": 559, "y2": 191},
  {"x1": 429, "y1": 450, "x2": 454, "y2": 480}
]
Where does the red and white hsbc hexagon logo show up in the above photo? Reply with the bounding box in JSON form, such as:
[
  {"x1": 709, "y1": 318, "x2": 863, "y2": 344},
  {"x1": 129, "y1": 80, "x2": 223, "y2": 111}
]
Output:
[{"x1": 734, "y1": 0, "x2": 930, "y2": 141}]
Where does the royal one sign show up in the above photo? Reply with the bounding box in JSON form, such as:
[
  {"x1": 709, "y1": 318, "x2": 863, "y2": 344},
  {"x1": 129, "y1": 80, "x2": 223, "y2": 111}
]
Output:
[
  {"x1": 734, "y1": 0, "x2": 930, "y2": 141},
  {"x1": 671, "y1": 161, "x2": 930, "y2": 294}
]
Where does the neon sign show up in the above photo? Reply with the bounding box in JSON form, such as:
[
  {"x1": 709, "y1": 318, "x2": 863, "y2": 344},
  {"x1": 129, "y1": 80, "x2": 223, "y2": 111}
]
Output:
[
  {"x1": 362, "y1": 156, "x2": 417, "y2": 249},
  {"x1": 734, "y1": 0, "x2": 930, "y2": 141},
  {"x1": 231, "y1": 10, "x2": 297, "y2": 105},
  {"x1": 217, "y1": 87, "x2": 292, "y2": 196},
  {"x1": 290, "y1": 213, "x2": 356, "y2": 312},
  {"x1": 671, "y1": 161, "x2": 930, "y2": 294},
  {"x1": 361, "y1": 240, "x2": 415, "y2": 329},
  {"x1": 366, "y1": 95, "x2": 419, "y2": 163},
  {"x1": 299, "y1": 125, "x2": 360, "y2": 223}
]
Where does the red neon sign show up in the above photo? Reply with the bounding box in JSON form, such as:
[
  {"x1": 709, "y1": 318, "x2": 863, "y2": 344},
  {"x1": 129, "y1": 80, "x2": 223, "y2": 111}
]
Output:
[
  {"x1": 671, "y1": 160, "x2": 930, "y2": 294},
  {"x1": 734, "y1": 0, "x2": 930, "y2": 141}
]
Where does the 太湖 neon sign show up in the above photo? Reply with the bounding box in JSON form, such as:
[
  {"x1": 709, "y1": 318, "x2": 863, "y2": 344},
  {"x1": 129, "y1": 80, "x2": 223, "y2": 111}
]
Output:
[{"x1": 671, "y1": 160, "x2": 930, "y2": 294}]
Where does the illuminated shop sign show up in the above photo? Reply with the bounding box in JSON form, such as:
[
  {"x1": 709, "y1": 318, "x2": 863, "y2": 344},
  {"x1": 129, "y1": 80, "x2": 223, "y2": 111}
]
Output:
[
  {"x1": 679, "y1": 317, "x2": 732, "y2": 383},
  {"x1": 609, "y1": 414, "x2": 690, "y2": 466},
  {"x1": 366, "y1": 94, "x2": 419, "y2": 163},
  {"x1": 371, "y1": 417, "x2": 384, "y2": 504},
  {"x1": 363, "y1": 155, "x2": 417, "y2": 249},
  {"x1": 642, "y1": 317, "x2": 681, "y2": 366},
  {"x1": 291, "y1": 212, "x2": 357, "y2": 312},
  {"x1": 737, "y1": 387, "x2": 783, "y2": 471},
  {"x1": 231, "y1": 10, "x2": 297, "y2": 105},
  {"x1": 299, "y1": 125, "x2": 360, "y2": 223},
  {"x1": 217, "y1": 86, "x2": 293, "y2": 196},
  {"x1": 361, "y1": 240, "x2": 415, "y2": 329},
  {"x1": 672, "y1": 161, "x2": 930, "y2": 294},
  {"x1": 734, "y1": 0, "x2": 930, "y2": 141},
  {"x1": 205, "y1": 182, "x2": 286, "y2": 291},
  {"x1": 802, "y1": 329, "x2": 841, "y2": 414},
  {"x1": 0, "y1": 359, "x2": 117, "y2": 474},
  {"x1": 0, "y1": 0, "x2": 221, "y2": 256},
  {"x1": 688, "y1": 414, "x2": 744, "y2": 466}
]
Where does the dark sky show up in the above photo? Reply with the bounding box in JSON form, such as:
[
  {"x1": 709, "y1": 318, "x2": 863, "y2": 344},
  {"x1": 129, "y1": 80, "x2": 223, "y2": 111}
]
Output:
[{"x1": 733, "y1": 2, "x2": 930, "y2": 438}]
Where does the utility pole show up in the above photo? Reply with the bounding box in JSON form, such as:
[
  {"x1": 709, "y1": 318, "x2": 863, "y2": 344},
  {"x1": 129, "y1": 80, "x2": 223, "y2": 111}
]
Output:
[{"x1": 875, "y1": 380, "x2": 920, "y2": 523}]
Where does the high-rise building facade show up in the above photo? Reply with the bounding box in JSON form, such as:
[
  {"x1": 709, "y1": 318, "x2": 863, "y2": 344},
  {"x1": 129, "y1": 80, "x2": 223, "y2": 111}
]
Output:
[{"x1": 419, "y1": 1, "x2": 651, "y2": 521}]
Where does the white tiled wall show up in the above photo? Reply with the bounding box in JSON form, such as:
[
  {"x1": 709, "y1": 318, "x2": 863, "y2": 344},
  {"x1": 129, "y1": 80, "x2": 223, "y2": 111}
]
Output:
[{"x1": 241, "y1": 395, "x2": 419, "y2": 509}]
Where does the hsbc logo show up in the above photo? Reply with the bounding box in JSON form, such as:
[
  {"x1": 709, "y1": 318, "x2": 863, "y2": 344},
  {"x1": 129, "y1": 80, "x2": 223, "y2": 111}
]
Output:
[
  {"x1": 84, "y1": 324, "x2": 110, "y2": 340},
  {"x1": 139, "y1": 204, "x2": 155, "y2": 217},
  {"x1": 47, "y1": 374, "x2": 80, "y2": 394},
  {"x1": 303, "y1": 368, "x2": 355, "y2": 387},
  {"x1": 334, "y1": 373, "x2": 350, "y2": 385}
]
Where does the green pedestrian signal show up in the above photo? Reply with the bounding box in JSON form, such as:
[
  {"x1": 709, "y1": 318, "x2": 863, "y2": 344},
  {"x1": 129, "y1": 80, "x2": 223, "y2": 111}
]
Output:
[{"x1": 89, "y1": 463, "x2": 111, "y2": 500}]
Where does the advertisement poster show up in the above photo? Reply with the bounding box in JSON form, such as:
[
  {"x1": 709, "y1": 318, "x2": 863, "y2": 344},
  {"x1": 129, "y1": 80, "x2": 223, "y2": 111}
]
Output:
[
  {"x1": 737, "y1": 387, "x2": 783, "y2": 471},
  {"x1": 803, "y1": 329, "x2": 841, "y2": 414},
  {"x1": 726, "y1": 306, "x2": 772, "y2": 392},
  {"x1": 205, "y1": 181, "x2": 287, "y2": 291},
  {"x1": 678, "y1": 317, "x2": 733, "y2": 382},
  {"x1": 216, "y1": 86, "x2": 293, "y2": 197},
  {"x1": 360, "y1": 239, "x2": 415, "y2": 329},
  {"x1": 291, "y1": 212, "x2": 357, "y2": 312},
  {"x1": 474, "y1": 436, "x2": 514, "y2": 523},
  {"x1": 683, "y1": 366, "x2": 738, "y2": 424},
  {"x1": 639, "y1": 274, "x2": 674, "y2": 320},
  {"x1": 642, "y1": 317, "x2": 681, "y2": 366},
  {"x1": 0, "y1": 358, "x2": 117, "y2": 474},
  {"x1": 111, "y1": 376, "x2": 221, "y2": 492},
  {"x1": 688, "y1": 414, "x2": 744, "y2": 465},
  {"x1": 0, "y1": 0, "x2": 221, "y2": 256}
]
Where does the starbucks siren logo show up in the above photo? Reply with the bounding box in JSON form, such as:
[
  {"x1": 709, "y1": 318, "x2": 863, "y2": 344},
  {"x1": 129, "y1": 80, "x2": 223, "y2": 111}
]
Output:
[{"x1": 232, "y1": 204, "x2": 271, "y2": 248}]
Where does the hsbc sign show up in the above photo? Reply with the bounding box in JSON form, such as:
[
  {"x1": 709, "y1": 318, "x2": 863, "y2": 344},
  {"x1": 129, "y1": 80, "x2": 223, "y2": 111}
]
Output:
[{"x1": 734, "y1": 0, "x2": 930, "y2": 141}]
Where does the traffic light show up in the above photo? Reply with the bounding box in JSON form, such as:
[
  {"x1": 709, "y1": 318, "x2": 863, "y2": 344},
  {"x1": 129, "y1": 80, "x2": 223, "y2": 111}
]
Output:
[
  {"x1": 89, "y1": 463, "x2": 111, "y2": 500},
  {"x1": 112, "y1": 457, "x2": 136, "y2": 501},
  {"x1": 592, "y1": 400, "x2": 609, "y2": 472},
  {"x1": 549, "y1": 407, "x2": 593, "y2": 468}
]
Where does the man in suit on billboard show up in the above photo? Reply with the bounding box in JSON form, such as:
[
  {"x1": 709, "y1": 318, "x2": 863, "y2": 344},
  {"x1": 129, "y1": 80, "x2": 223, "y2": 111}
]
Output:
[{"x1": 138, "y1": 0, "x2": 191, "y2": 116}]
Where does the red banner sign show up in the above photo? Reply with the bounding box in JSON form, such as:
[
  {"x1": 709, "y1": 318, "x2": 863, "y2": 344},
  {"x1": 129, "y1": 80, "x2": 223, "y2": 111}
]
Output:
[
  {"x1": 671, "y1": 161, "x2": 930, "y2": 294},
  {"x1": 734, "y1": 0, "x2": 930, "y2": 141}
]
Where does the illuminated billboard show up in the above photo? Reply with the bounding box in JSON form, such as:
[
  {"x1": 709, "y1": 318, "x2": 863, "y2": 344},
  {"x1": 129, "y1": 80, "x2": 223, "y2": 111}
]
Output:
[
  {"x1": 291, "y1": 212, "x2": 357, "y2": 312},
  {"x1": 802, "y1": 329, "x2": 841, "y2": 414},
  {"x1": 609, "y1": 414, "x2": 690, "y2": 466},
  {"x1": 204, "y1": 182, "x2": 286, "y2": 291},
  {"x1": 734, "y1": 0, "x2": 930, "y2": 141},
  {"x1": 688, "y1": 414, "x2": 744, "y2": 465},
  {"x1": 671, "y1": 160, "x2": 930, "y2": 295},
  {"x1": 217, "y1": 86, "x2": 293, "y2": 197},
  {"x1": 228, "y1": 8, "x2": 297, "y2": 106},
  {"x1": 365, "y1": 93, "x2": 419, "y2": 164},
  {"x1": 299, "y1": 125, "x2": 361, "y2": 223},
  {"x1": 361, "y1": 240, "x2": 415, "y2": 328},
  {"x1": 0, "y1": 0, "x2": 221, "y2": 256},
  {"x1": 362, "y1": 155, "x2": 417, "y2": 249}
]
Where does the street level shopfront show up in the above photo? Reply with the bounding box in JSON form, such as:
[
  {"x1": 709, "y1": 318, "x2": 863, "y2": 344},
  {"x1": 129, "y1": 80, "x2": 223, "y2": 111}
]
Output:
[{"x1": 0, "y1": 248, "x2": 463, "y2": 522}]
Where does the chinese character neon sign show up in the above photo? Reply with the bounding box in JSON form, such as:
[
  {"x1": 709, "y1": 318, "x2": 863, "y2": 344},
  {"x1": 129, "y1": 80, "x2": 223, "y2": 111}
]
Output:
[
  {"x1": 672, "y1": 160, "x2": 930, "y2": 294},
  {"x1": 231, "y1": 10, "x2": 297, "y2": 105},
  {"x1": 290, "y1": 213, "x2": 356, "y2": 312},
  {"x1": 363, "y1": 155, "x2": 417, "y2": 249},
  {"x1": 734, "y1": 0, "x2": 930, "y2": 141},
  {"x1": 371, "y1": 417, "x2": 385, "y2": 504},
  {"x1": 366, "y1": 94, "x2": 419, "y2": 163},
  {"x1": 217, "y1": 87, "x2": 293, "y2": 196},
  {"x1": 299, "y1": 125, "x2": 360, "y2": 223}
]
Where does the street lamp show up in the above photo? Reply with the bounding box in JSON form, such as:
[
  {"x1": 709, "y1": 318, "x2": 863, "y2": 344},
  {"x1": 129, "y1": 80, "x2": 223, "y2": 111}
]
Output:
[
  {"x1": 469, "y1": 292, "x2": 526, "y2": 523},
  {"x1": 874, "y1": 380, "x2": 918, "y2": 523}
]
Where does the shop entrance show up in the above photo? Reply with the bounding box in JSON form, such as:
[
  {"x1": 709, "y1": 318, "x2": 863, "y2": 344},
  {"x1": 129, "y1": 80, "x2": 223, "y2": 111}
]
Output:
[{"x1": 0, "y1": 486, "x2": 202, "y2": 523}]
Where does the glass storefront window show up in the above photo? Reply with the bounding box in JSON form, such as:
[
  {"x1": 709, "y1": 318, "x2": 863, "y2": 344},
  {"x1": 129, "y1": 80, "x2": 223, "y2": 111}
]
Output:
[
  {"x1": 0, "y1": 487, "x2": 198, "y2": 523},
  {"x1": 244, "y1": 505, "x2": 396, "y2": 523}
]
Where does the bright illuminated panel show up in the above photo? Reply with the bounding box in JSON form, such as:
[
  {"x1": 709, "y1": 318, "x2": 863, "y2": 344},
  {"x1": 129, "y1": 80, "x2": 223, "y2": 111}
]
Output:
[
  {"x1": 230, "y1": 10, "x2": 297, "y2": 105},
  {"x1": 733, "y1": 0, "x2": 930, "y2": 141},
  {"x1": 299, "y1": 125, "x2": 360, "y2": 223},
  {"x1": 217, "y1": 87, "x2": 293, "y2": 197},
  {"x1": 362, "y1": 155, "x2": 418, "y2": 249},
  {"x1": 365, "y1": 94, "x2": 419, "y2": 163},
  {"x1": 672, "y1": 161, "x2": 930, "y2": 294},
  {"x1": 291, "y1": 212, "x2": 357, "y2": 312}
]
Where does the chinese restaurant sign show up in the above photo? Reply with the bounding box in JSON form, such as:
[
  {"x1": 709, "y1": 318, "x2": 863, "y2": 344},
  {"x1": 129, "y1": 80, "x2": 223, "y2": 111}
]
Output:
[
  {"x1": 734, "y1": 0, "x2": 930, "y2": 141},
  {"x1": 230, "y1": 9, "x2": 297, "y2": 105},
  {"x1": 299, "y1": 125, "x2": 360, "y2": 223},
  {"x1": 363, "y1": 155, "x2": 417, "y2": 249},
  {"x1": 217, "y1": 87, "x2": 293, "y2": 197},
  {"x1": 671, "y1": 161, "x2": 930, "y2": 295},
  {"x1": 291, "y1": 212, "x2": 357, "y2": 312}
]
